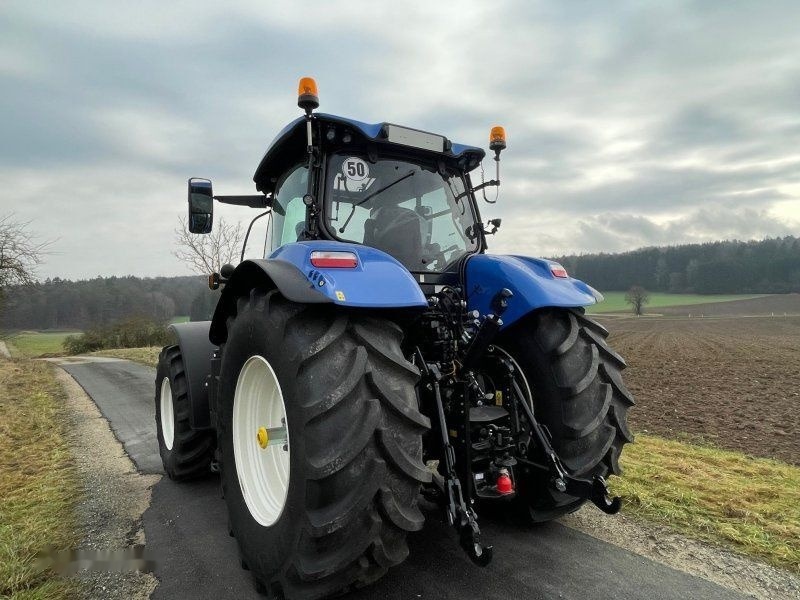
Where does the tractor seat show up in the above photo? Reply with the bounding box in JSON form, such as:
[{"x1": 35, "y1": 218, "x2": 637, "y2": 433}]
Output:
[{"x1": 364, "y1": 206, "x2": 425, "y2": 270}]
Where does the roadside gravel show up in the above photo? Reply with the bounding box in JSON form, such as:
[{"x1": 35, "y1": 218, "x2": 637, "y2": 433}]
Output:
[
  {"x1": 55, "y1": 367, "x2": 160, "y2": 599},
  {"x1": 562, "y1": 506, "x2": 800, "y2": 600}
]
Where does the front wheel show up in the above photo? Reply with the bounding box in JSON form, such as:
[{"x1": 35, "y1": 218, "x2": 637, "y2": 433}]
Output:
[
  {"x1": 498, "y1": 308, "x2": 635, "y2": 522},
  {"x1": 155, "y1": 346, "x2": 216, "y2": 480},
  {"x1": 217, "y1": 290, "x2": 431, "y2": 600}
]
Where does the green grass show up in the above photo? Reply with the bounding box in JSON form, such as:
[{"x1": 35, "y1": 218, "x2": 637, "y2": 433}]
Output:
[
  {"x1": 0, "y1": 358, "x2": 82, "y2": 598},
  {"x1": 586, "y1": 292, "x2": 764, "y2": 314},
  {"x1": 170, "y1": 315, "x2": 190, "y2": 324},
  {"x1": 91, "y1": 347, "x2": 161, "y2": 368},
  {"x1": 4, "y1": 332, "x2": 81, "y2": 358},
  {"x1": 611, "y1": 435, "x2": 800, "y2": 572}
]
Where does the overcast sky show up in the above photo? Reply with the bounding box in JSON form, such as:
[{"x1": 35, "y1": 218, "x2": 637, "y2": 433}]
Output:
[{"x1": 3, "y1": 1, "x2": 799, "y2": 280}]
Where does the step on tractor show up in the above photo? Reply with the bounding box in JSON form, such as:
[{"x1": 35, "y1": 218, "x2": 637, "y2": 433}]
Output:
[{"x1": 155, "y1": 77, "x2": 634, "y2": 599}]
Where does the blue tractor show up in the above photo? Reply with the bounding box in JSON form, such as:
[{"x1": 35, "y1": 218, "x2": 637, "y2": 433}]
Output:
[{"x1": 155, "y1": 78, "x2": 634, "y2": 599}]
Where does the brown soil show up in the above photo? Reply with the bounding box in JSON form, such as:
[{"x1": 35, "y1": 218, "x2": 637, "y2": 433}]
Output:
[{"x1": 597, "y1": 314, "x2": 800, "y2": 465}]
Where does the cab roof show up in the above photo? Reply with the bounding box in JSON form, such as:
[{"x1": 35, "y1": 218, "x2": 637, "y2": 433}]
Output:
[{"x1": 253, "y1": 113, "x2": 486, "y2": 194}]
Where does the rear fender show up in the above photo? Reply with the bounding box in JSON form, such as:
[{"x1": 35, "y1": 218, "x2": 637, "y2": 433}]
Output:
[
  {"x1": 168, "y1": 321, "x2": 216, "y2": 430},
  {"x1": 209, "y1": 241, "x2": 427, "y2": 344},
  {"x1": 465, "y1": 254, "x2": 603, "y2": 330}
]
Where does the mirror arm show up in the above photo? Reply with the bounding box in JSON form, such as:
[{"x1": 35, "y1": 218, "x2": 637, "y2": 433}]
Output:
[{"x1": 214, "y1": 194, "x2": 271, "y2": 208}]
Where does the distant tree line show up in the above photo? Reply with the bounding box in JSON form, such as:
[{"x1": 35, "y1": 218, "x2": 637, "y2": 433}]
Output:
[
  {"x1": 553, "y1": 236, "x2": 800, "y2": 293},
  {"x1": 1, "y1": 275, "x2": 220, "y2": 330},
  {"x1": 2, "y1": 236, "x2": 799, "y2": 331}
]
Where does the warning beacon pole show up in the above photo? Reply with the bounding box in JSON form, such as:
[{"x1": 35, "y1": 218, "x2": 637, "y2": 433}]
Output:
[{"x1": 297, "y1": 77, "x2": 320, "y2": 238}]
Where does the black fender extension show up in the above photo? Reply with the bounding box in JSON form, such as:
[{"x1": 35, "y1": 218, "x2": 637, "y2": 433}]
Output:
[
  {"x1": 168, "y1": 321, "x2": 217, "y2": 430},
  {"x1": 209, "y1": 259, "x2": 331, "y2": 345}
]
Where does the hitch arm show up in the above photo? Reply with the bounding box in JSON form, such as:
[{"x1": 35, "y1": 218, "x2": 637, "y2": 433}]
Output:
[
  {"x1": 511, "y1": 379, "x2": 621, "y2": 515},
  {"x1": 418, "y1": 352, "x2": 493, "y2": 567}
]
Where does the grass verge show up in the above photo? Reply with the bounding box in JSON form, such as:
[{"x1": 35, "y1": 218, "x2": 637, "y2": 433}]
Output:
[
  {"x1": 586, "y1": 292, "x2": 764, "y2": 314},
  {"x1": 611, "y1": 434, "x2": 800, "y2": 572},
  {"x1": 4, "y1": 332, "x2": 80, "y2": 359},
  {"x1": 91, "y1": 347, "x2": 161, "y2": 368},
  {"x1": 0, "y1": 358, "x2": 81, "y2": 598}
]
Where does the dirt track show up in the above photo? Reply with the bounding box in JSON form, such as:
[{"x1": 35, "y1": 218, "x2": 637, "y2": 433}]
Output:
[{"x1": 600, "y1": 314, "x2": 800, "y2": 465}]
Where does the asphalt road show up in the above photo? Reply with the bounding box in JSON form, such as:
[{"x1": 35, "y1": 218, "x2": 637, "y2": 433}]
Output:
[{"x1": 56, "y1": 357, "x2": 748, "y2": 600}]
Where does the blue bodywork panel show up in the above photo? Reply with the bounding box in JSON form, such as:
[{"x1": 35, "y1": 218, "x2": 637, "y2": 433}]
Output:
[
  {"x1": 270, "y1": 241, "x2": 428, "y2": 308},
  {"x1": 465, "y1": 254, "x2": 601, "y2": 330}
]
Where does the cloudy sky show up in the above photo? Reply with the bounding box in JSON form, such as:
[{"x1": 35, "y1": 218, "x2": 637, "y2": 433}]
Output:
[{"x1": 3, "y1": 1, "x2": 799, "y2": 280}]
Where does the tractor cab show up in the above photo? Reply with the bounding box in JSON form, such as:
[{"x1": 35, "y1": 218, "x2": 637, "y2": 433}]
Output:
[
  {"x1": 189, "y1": 77, "x2": 507, "y2": 277},
  {"x1": 259, "y1": 113, "x2": 486, "y2": 272}
]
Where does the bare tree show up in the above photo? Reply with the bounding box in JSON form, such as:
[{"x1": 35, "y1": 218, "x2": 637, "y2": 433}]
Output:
[
  {"x1": 173, "y1": 215, "x2": 244, "y2": 275},
  {"x1": 625, "y1": 285, "x2": 649, "y2": 316},
  {"x1": 0, "y1": 215, "x2": 51, "y2": 292}
]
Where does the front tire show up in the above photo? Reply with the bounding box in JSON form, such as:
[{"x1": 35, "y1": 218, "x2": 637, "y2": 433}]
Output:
[
  {"x1": 155, "y1": 346, "x2": 216, "y2": 480},
  {"x1": 217, "y1": 290, "x2": 430, "y2": 599},
  {"x1": 499, "y1": 308, "x2": 635, "y2": 522}
]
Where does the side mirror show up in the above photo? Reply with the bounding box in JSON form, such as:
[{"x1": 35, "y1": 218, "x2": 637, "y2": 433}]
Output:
[{"x1": 188, "y1": 178, "x2": 213, "y2": 233}]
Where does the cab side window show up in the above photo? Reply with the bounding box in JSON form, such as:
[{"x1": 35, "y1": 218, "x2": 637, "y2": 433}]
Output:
[{"x1": 269, "y1": 165, "x2": 308, "y2": 254}]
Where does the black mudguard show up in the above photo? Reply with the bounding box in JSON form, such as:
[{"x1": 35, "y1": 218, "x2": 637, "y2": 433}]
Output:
[
  {"x1": 168, "y1": 321, "x2": 217, "y2": 430},
  {"x1": 209, "y1": 259, "x2": 331, "y2": 345}
]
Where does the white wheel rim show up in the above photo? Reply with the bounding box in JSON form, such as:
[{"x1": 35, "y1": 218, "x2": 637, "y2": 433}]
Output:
[
  {"x1": 160, "y1": 377, "x2": 175, "y2": 451},
  {"x1": 233, "y1": 355, "x2": 290, "y2": 527}
]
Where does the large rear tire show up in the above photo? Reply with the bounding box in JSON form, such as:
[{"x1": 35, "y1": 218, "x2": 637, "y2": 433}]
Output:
[
  {"x1": 155, "y1": 345, "x2": 216, "y2": 480},
  {"x1": 498, "y1": 308, "x2": 634, "y2": 522},
  {"x1": 217, "y1": 289, "x2": 430, "y2": 599}
]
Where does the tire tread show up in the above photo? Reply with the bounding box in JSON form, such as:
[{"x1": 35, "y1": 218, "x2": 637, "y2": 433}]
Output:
[
  {"x1": 502, "y1": 308, "x2": 634, "y2": 521},
  {"x1": 219, "y1": 290, "x2": 427, "y2": 599}
]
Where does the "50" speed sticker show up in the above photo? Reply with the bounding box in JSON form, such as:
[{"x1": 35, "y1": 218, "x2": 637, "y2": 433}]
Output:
[{"x1": 342, "y1": 157, "x2": 369, "y2": 182}]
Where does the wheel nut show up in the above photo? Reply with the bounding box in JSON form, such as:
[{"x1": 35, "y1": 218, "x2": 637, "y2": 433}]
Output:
[{"x1": 257, "y1": 427, "x2": 269, "y2": 449}]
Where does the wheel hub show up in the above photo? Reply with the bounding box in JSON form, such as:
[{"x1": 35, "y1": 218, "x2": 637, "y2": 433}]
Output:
[
  {"x1": 256, "y1": 425, "x2": 288, "y2": 450},
  {"x1": 256, "y1": 426, "x2": 268, "y2": 449}
]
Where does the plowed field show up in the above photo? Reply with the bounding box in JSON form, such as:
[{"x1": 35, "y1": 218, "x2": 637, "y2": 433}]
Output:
[{"x1": 600, "y1": 314, "x2": 800, "y2": 465}]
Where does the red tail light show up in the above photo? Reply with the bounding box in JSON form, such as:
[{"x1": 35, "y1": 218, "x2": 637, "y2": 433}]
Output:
[
  {"x1": 310, "y1": 251, "x2": 358, "y2": 268},
  {"x1": 550, "y1": 264, "x2": 568, "y2": 278},
  {"x1": 495, "y1": 471, "x2": 514, "y2": 495}
]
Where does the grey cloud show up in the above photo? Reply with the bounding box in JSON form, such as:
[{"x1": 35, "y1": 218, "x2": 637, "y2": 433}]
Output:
[
  {"x1": 576, "y1": 206, "x2": 798, "y2": 252},
  {"x1": 2, "y1": 1, "x2": 800, "y2": 279},
  {"x1": 491, "y1": 205, "x2": 797, "y2": 259},
  {"x1": 512, "y1": 161, "x2": 799, "y2": 215},
  {"x1": 654, "y1": 105, "x2": 750, "y2": 151}
]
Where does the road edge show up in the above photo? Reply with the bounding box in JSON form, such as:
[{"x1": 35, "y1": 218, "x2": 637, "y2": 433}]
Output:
[
  {"x1": 561, "y1": 506, "x2": 800, "y2": 600},
  {"x1": 54, "y1": 366, "x2": 161, "y2": 599}
]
